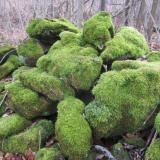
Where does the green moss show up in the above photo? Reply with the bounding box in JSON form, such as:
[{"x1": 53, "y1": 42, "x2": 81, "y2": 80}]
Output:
[
  {"x1": 124, "y1": 137, "x2": 145, "y2": 147},
  {"x1": 5, "y1": 81, "x2": 53, "y2": 119},
  {"x1": 101, "y1": 27, "x2": 149, "y2": 62},
  {"x1": 37, "y1": 53, "x2": 102, "y2": 90},
  {"x1": 0, "y1": 114, "x2": 31, "y2": 138},
  {"x1": 26, "y1": 18, "x2": 79, "y2": 45},
  {"x1": 112, "y1": 60, "x2": 160, "y2": 71},
  {"x1": 145, "y1": 139, "x2": 160, "y2": 160},
  {"x1": 0, "y1": 55, "x2": 22, "y2": 80},
  {"x1": 55, "y1": 97, "x2": 92, "y2": 160},
  {"x1": 0, "y1": 81, "x2": 5, "y2": 92},
  {"x1": 112, "y1": 143, "x2": 130, "y2": 160},
  {"x1": 12, "y1": 66, "x2": 31, "y2": 81},
  {"x1": 83, "y1": 11, "x2": 114, "y2": 49},
  {"x1": 35, "y1": 146, "x2": 64, "y2": 160},
  {"x1": 0, "y1": 120, "x2": 54, "y2": 154},
  {"x1": 19, "y1": 68, "x2": 74, "y2": 101},
  {"x1": 154, "y1": 113, "x2": 160, "y2": 133},
  {"x1": 0, "y1": 45, "x2": 15, "y2": 59},
  {"x1": 147, "y1": 51, "x2": 160, "y2": 62},
  {"x1": 85, "y1": 68, "x2": 160, "y2": 138},
  {"x1": 17, "y1": 38, "x2": 44, "y2": 67}
]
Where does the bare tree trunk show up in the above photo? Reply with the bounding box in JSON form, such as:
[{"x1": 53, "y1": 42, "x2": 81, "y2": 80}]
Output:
[
  {"x1": 146, "y1": 0, "x2": 159, "y2": 42},
  {"x1": 76, "y1": 0, "x2": 84, "y2": 28},
  {"x1": 100, "y1": 0, "x2": 106, "y2": 11},
  {"x1": 124, "y1": 0, "x2": 130, "y2": 25}
]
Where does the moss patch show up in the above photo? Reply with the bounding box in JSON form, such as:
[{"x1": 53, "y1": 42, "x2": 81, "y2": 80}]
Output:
[
  {"x1": 35, "y1": 146, "x2": 64, "y2": 160},
  {"x1": 147, "y1": 51, "x2": 160, "y2": 62},
  {"x1": 85, "y1": 67, "x2": 160, "y2": 138},
  {"x1": 55, "y1": 97, "x2": 92, "y2": 160},
  {"x1": 145, "y1": 139, "x2": 160, "y2": 160},
  {"x1": 83, "y1": 11, "x2": 114, "y2": 49},
  {"x1": 19, "y1": 68, "x2": 74, "y2": 101},
  {"x1": 0, "y1": 55, "x2": 22, "y2": 80},
  {"x1": 5, "y1": 81, "x2": 53, "y2": 119},
  {"x1": 0, "y1": 114, "x2": 31, "y2": 139},
  {"x1": 0, "y1": 45, "x2": 15, "y2": 59},
  {"x1": 26, "y1": 18, "x2": 79, "y2": 45},
  {"x1": 0, "y1": 120, "x2": 54, "y2": 154},
  {"x1": 101, "y1": 27, "x2": 149, "y2": 62},
  {"x1": 112, "y1": 60, "x2": 160, "y2": 71},
  {"x1": 37, "y1": 52, "x2": 102, "y2": 90},
  {"x1": 17, "y1": 38, "x2": 44, "y2": 67}
]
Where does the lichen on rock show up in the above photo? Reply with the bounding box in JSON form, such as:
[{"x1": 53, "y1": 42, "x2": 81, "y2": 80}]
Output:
[
  {"x1": 101, "y1": 27, "x2": 149, "y2": 63},
  {"x1": 0, "y1": 120, "x2": 54, "y2": 154},
  {"x1": 55, "y1": 97, "x2": 92, "y2": 160}
]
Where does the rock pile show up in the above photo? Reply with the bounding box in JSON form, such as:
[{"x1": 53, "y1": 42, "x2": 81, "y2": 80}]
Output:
[{"x1": 0, "y1": 12, "x2": 160, "y2": 160}]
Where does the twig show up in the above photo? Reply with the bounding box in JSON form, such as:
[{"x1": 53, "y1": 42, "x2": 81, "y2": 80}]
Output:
[
  {"x1": 93, "y1": 145, "x2": 117, "y2": 160},
  {"x1": 38, "y1": 130, "x2": 42, "y2": 150},
  {"x1": 0, "y1": 49, "x2": 16, "y2": 65},
  {"x1": 140, "y1": 128, "x2": 157, "y2": 156},
  {"x1": 143, "y1": 103, "x2": 159, "y2": 126},
  {"x1": 0, "y1": 91, "x2": 8, "y2": 108}
]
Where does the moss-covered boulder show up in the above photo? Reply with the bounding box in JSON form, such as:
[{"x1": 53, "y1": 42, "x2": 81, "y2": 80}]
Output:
[
  {"x1": 19, "y1": 68, "x2": 74, "y2": 101},
  {"x1": 101, "y1": 27, "x2": 149, "y2": 63},
  {"x1": 147, "y1": 51, "x2": 160, "y2": 62},
  {"x1": 12, "y1": 66, "x2": 31, "y2": 81},
  {"x1": 0, "y1": 114, "x2": 31, "y2": 138},
  {"x1": 37, "y1": 53, "x2": 102, "y2": 90},
  {"x1": 0, "y1": 45, "x2": 15, "y2": 60},
  {"x1": 0, "y1": 55, "x2": 22, "y2": 80},
  {"x1": 85, "y1": 67, "x2": 160, "y2": 138},
  {"x1": 5, "y1": 81, "x2": 54, "y2": 119},
  {"x1": 55, "y1": 97, "x2": 92, "y2": 160},
  {"x1": 112, "y1": 60, "x2": 160, "y2": 71},
  {"x1": 17, "y1": 38, "x2": 44, "y2": 67},
  {"x1": 83, "y1": 11, "x2": 114, "y2": 49},
  {"x1": 26, "y1": 18, "x2": 79, "y2": 45},
  {"x1": 35, "y1": 146, "x2": 64, "y2": 160},
  {"x1": 0, "y1": 120, "x2": 54, "y2": 154},
  {"x1": 145, "y1": 139, "x2": 160, "y2": 160}
]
